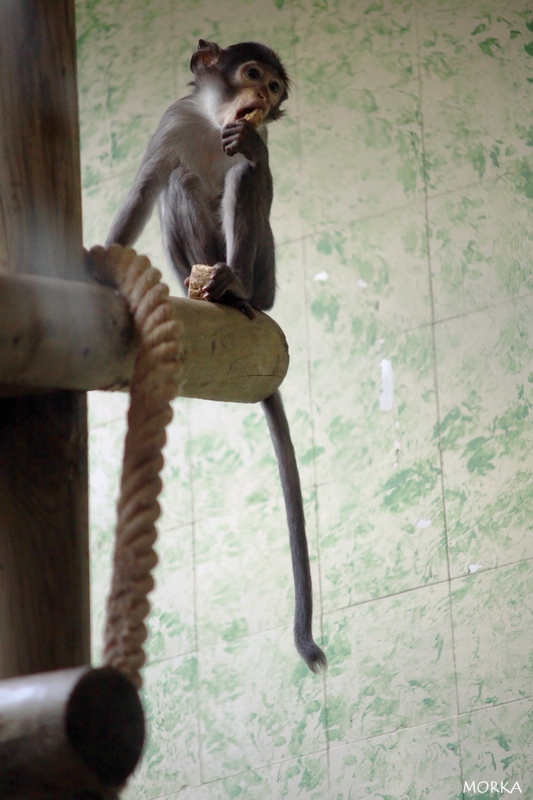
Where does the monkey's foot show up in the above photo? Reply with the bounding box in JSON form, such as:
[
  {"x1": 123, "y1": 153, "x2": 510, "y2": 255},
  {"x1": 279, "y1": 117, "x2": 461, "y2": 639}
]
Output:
[
  {"x1": 188, "y1": 263, "x2": 255, "y2": 319},
  {"x1": 218, "y1": 293, "x2": 256, "y2": 319},
  {"x1": 203, "y1": 264, "x2": 255, "y2": 318}
]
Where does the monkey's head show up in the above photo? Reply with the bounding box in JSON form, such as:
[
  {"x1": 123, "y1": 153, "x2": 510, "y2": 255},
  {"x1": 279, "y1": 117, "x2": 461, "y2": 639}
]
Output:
[{"x1": 190, "y1": 39, "x2": 289, "y2": 127}]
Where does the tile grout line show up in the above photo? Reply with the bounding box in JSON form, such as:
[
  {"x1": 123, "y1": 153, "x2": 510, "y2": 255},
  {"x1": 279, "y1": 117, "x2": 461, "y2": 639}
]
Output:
[
  {"x1": 432, "y1": 289, "x2": 533, "y2": 327},
  {"x1": 171, "y1": 0, "x2": 179, "y2": 102},
  {"x1": 321, "y1": 554, "x2": 533, "y2": 617},
  {"x1": 143, "y1": 553, "x2": 533, "y2": 670},
  {"x1": 289, "y1": 9, "x2": 332, "y2": 798},
  {"x1": 326, "y1": 691, "x2": 533, "y2": 750},
  {"x1": 415, "y1": 0, "x2": 450, "y2": 586},
  {"x1": 274, "y1": 147, "x2": 522, "y2": 252},
  {"x1": 85, "y1": 153, "x2": 517, "y2": 238},
  {"x1": 183, "y1": 400, "x2": 205, "y2": 786},
  {"x1": 415, "y1": 7, "x2": 465, "y2": 785},
  {"x1": 147, "y1": 747, "x2": 333, "y2": 799},
  {"x1": 144, "y1": 692, "x2": 533, "y2": 800},
  {"x1": 301, "y1": 231, "x2": 333, "y2": 797},
  {"x1": 171, "y1": 12, "x2": 205, "y2": 786}
]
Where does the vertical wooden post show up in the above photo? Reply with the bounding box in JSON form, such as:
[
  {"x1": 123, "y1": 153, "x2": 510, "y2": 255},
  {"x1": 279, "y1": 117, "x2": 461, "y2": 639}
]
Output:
[{"x1": 0, "y1": 1, "x2": 90, "y2": 676}]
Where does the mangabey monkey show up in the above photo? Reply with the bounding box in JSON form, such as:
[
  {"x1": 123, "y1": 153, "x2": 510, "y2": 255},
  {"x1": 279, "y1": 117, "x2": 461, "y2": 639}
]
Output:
[{"x1": 106, "y1": 39, "x2": 327, "y2": 673}]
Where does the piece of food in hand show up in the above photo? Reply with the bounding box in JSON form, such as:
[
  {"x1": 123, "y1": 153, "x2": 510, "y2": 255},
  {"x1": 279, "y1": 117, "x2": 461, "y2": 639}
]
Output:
[
  {"x1": 188, "y1": 264, "x2": 215, "y2": 300},
  {"x1": 243, "y1": 108, "x2": 265, "y2": 128}
]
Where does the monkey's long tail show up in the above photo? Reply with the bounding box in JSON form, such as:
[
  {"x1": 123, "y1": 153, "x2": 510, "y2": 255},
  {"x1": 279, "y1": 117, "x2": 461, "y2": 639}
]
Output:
[{"x1": 261, "y1": 391, "x2": 327, "y2": 673}]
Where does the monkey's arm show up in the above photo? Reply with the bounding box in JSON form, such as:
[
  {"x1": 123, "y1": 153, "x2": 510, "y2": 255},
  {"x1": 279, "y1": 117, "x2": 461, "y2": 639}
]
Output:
[
  {"x1": 203, "y1": 120, "x2": 273, "y2": 310},
  {"x1": 106, "y1": 111, "x2": 181, "y2": 247}
]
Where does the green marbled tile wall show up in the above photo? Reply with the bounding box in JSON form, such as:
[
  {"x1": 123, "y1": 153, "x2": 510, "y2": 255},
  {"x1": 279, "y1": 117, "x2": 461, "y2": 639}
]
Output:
[{"x1": 78, "y1": 0, "x2": 533, "y2": 797}]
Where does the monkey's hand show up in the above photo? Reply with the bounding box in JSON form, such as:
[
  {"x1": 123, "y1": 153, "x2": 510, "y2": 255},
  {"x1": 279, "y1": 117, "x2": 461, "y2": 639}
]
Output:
[
  {"x1": 221, "y1": 120, "x2": 267, "y2": 164},
  {"x1": 203, "y1": 262, "x2": 256, "y2": 319}
]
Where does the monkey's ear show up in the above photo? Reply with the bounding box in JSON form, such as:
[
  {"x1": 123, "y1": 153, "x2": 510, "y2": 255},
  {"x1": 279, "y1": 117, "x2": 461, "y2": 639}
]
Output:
[{"x1": 190, "y1": 39, "x2": 222, "y2": 74}]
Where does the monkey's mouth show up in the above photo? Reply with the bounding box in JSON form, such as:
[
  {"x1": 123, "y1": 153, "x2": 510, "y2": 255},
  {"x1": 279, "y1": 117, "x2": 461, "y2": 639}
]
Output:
[{"x1": 235, "y1": 104, "x2": 266, "y2": 122}]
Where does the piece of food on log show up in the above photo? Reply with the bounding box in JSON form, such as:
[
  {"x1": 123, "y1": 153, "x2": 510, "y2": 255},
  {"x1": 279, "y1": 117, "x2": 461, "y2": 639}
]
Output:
[{"x1": 188, "y1": 264, "x2": 215, "y2": 300}]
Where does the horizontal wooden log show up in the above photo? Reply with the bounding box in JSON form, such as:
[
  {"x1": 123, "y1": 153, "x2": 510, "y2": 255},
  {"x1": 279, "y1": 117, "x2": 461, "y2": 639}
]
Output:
[
  {"x1": 0, "y1": 272, "x2": 289, "y2": 403},
  {"x1": 170, "y1": 293, "x2": 289, "y2": 403},
  {"x1": 0, "y1": 666, "x2": 144, "y2": 797},
  {"x1": 0, "y1": 273, "x2": 135, "y2": 395}
]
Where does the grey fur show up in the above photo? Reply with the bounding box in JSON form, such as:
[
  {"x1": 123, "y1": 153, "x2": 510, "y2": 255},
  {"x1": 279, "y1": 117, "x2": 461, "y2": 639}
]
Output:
[{"x1": 106, "y1": 42, "x2": 326, "y2": 672}]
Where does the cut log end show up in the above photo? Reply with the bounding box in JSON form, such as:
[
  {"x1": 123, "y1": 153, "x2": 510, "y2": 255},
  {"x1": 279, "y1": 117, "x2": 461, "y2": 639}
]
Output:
[
  {"x1": 66, "y1": 666, "x2": 145, "y2": 785},
  {"x1": 0, "y1": 666, "x2": 145, "y2": 796},
  {"x1": 0, "y1": 271, "x2": 290, "y2": 403}
]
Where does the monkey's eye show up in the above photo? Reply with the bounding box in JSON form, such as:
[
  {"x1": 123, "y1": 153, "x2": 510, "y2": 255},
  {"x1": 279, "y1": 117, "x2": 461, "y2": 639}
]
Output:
[
  {"x1": 269, "y1": 81, "x2": 281, "y2": 94},
  {"x1": 246, "y1": 67, "x2": 262, "y2": 80}
]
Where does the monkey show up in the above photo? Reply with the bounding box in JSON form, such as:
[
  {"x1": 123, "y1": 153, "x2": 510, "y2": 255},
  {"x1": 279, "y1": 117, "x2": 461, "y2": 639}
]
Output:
[{"x1": 105, "y1": 39, "x2": 327, "y2": 673}]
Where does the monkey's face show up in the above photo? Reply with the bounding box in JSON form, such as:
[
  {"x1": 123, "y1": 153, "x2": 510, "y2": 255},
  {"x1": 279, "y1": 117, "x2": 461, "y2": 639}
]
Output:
[{"x1": 219, "y1": 61, "x2": 285, "y2": 127}]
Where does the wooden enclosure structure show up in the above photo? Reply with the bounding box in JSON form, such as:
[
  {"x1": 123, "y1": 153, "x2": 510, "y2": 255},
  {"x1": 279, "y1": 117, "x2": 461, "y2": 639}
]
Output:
[{"x1": 0, "y1": 2, "x2": 288, "y2": 796}]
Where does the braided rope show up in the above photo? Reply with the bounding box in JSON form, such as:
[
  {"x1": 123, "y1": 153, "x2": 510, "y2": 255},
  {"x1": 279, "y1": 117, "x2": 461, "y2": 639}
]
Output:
[{"x1": 87, "y1": 244, "x2": 185, "y2": 689}]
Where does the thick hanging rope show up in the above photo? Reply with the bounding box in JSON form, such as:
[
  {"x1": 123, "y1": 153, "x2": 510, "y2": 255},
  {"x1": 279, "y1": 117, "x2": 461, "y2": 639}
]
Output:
[{"x1": 87, "y1": 244, "x2": 185, "y2": 689}]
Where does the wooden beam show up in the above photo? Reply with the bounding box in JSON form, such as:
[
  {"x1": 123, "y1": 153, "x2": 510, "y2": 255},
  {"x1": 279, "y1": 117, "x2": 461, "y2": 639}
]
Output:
[
  {"x1": 0, "y1": 1, "x2": 90, "y2": 678},
  {"x1": 0, "y1": 273, "x2": 136, "y2": 394},
  {"x1": 0, "y1": 272, "x2": 290, "y2": 403},
  {"x1": 0, "y1": 667, "x2": 144, "y2": 797},
  {"x1": 0, "y1": 1, "x2": 85, "y2": 280}
]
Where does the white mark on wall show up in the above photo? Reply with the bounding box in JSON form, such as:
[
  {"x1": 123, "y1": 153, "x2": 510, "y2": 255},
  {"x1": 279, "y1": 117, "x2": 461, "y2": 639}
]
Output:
[
  {"x1": 379, "y1": 358, "x2": 394, "y2": 411},
  {"x1": 357, "y1": 278, "x2": 368, "y2": 288},
  {"x1": 468, "y1": 563, "x2": 483, "y2": 574},
  {"x1": 393, "y1": 438, "x2": 401, "y2": 467},
  {"x1": 314, "y1": 271, "x2": 329, "y2": 282},
  {"x1": 416, "y1": 519, "x2": 432, "y2": 529}
]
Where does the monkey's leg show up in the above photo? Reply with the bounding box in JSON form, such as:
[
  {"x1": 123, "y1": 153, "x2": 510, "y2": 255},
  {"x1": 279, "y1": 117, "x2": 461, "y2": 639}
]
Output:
[
  {"x1": 261, "y1": 391, "x2": 327, "y2": 672},
  {"x1": 250, "y1": 223, "x2": 276, "y2": 311},
  {"x1": 160, "y1": 167, "x2": 222, "y2": 288},
  {"x1": 220, "y1": 162, "x2": 268, "y2": 291}
]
